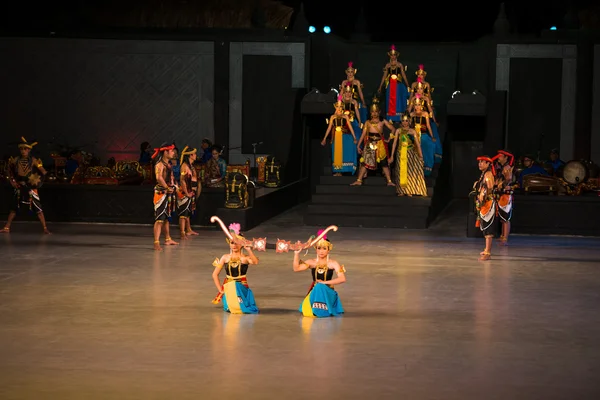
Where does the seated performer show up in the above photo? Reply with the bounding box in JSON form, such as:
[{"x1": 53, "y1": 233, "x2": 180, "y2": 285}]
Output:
[
  {"x1": 410, "y1": 94, "x2": 436, "y2": 177},
  {"x1": 389, "y1": 114, "x2": 427, "y2": 197},
  {"x1": 177, "y1": 146, "x2": 199, "y2": 239},
  {"x1": 352, "y1": 99, "x2": 395, "y2": 186},
  {"x1": 494, "y1": 150, "x2": 516, "y2": 245},
  {"x1": 203, "y1": 146, "x2": 227, "y2": 188},
  {"x1": 152, "y1": 143, "x2": 179, "y2": 251},
  {"x1": 1, "y1": 137, "x2": 50, "y2": 234},
  {"x1": 545, "y1": 149, "x2": 565, "y2": 175},
  {"x1": 293, "y1": 230, "x2": 346, "y2": 318},
  {"x1": 474, "y1": 156, "x2": 497, "y2": 261},
  {"x1": 321, "y1": 95, "x2": 357, "y2": 176},
  {"x1": 378, "y1": 45, "x2": 410, "y2": 121},
  {"x1": 518, "y1": 155, "x2": 549, "y2": 187},
  {"x1": 211, "y1": 223, "x2": 259, "y2": 314},
  {"x1": 340, "y1": 61, "x2": 367, "y2": 124}
]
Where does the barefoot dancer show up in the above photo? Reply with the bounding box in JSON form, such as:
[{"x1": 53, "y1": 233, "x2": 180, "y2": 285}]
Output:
[
  {"x1": 474, "y1": 156, "x2": 497, "y2": 261},
  {"x1": 177, "y1": 146, "x2": 199, "y2": 239},
  {"x1": 152, "y1": 143, "x2": 179, "y2": 250},
  {"x1": 1, "y1": 137, "x2": 51, "y2": 234},
  {"x1": 351, "y1": 98, "x2": 395, "y2": 186},
  {"x1": 494, "y1": 150, "x2": 516, "y2": 245},
  {"x1": 292, "y1": 228, "x2": 346, "y2": 318}
]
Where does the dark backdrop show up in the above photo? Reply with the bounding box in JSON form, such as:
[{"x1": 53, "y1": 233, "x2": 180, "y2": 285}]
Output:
[{"x1": 508, "y1": 58, "x2": 562, "y2": 158}]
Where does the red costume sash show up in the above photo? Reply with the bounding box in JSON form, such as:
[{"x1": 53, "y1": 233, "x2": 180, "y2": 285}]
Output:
[{"x1": 388, "y1": 76, "x2": 398, "y2": 116}]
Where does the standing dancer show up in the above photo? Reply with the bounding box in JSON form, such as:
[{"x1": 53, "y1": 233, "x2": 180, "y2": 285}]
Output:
[
  {"x1": 1, "y1": 137, "x2": 50, "y2": 234},
  {"x1": 152, "y1": 143, "x2": 178, "y2": 251},
  {"x1": 292, "y1": 227, "x2": 346, "y2": 318},
  {"x1": 340, "y1": 61, "x2": 368, "y2": 124},
  {"x1": 377, "y1": 45, "x2": 409, "y2": 121},
  {"x1": 389, "y1": 113, "x2": 428, "y2": 197},
  {"x1": 494, "y1": 150, "x2": 516, "y2": 245},
  {"x1": 474, "y1": 156, "x2": 497, "y2": 261},
  {"x1": 322, "y1": 95, "x2": 357, "y2": 176},
  {"x1": 177, "y1": 145, "x2": 199, "y2": 239},
  {"x1": 211, "y1": 222, "x2": 259, "y2": 314},
  {"x1": 351, "y1": 98, "x2": 395, "y2": 186}
]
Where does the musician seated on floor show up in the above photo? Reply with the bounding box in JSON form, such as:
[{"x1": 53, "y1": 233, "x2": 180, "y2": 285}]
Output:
[
  {"x1": 518, "y1": 155, "x2": 549, "y2": 187},
  {"x1": 65, "y1": 150, "x2": 83, "y2": 178},
  {"x1": 545, "y1": 149, "x2": 565, "y2": 176}
]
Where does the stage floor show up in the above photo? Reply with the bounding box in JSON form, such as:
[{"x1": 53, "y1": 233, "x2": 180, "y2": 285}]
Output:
[{"x1": 1, "y1": 207, "x2": 600, "y2": 399}]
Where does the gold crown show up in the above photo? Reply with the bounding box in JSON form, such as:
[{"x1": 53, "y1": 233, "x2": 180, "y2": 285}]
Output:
[
  {"x1": 370, "y1": 97, "x2": 381, "y2": 112},
  {"x1": 179, "y1": 145, "x2": 197, "y2": 165},
  {"x1": 18, "y1": 136, "x2": 38, "y2": 149},
  {"x1": 314, "y1": 238, "x2": 333, "y2": 251},
  {"x1": 401, "y1": 113, "x2": 410, "y2": 122}
]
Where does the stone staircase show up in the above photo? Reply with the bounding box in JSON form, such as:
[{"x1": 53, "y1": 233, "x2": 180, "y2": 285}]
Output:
[{"x1": 304, "y1": 166, "x2": 438, "y2": 228}]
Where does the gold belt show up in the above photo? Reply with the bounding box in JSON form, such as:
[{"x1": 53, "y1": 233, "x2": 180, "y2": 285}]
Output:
[{"x1": 226, "y1": 275, "x2": 246, "y2": 280}]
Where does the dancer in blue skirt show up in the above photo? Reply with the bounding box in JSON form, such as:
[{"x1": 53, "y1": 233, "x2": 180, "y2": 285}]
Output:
[
  {"x1": 293, "y1": 229, "x2": 346, "y2": 318},
  {"x1": 211, "y1": 223, "x2": 260, "y2": 314}
]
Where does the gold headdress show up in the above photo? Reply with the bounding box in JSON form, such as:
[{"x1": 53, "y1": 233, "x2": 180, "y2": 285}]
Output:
[
  {"x1": 401, "y1": 113, "x2": 410, "y2": 123},
  {"x1": 413, "y1": 93, "x2": 424, "y2": 107},
  {"x1": 415, "y1": 64, "x2": 427, "y2": 77},
  {"x1": 370, "y1": 97, "x2": 381, "y2": 113},
  {"x1": 314, "y1": 229, "x2": 333, "y2": 251},
  {"x1": 345, "y1": 61, "x2": 357, "y2": 74},
  {"x1": 179, "y1": 145, "x2": 197, "y2": 165},
  {"x1": 387, "y1": 44, "x2": 398, "y2": 57},
  {"x1": 18, "y1": 136, "x2": 38, "y2": 149},
  {"x1": 334, "y1": 94, "x2": 343, "y2": 109}
]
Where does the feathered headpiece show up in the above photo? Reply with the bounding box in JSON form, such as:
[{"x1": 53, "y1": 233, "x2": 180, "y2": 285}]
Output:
[
  {"x1": 314, "y1": 229, "x2": 333, "y2": 250},
  {"x1": 151, "y1": 142, "x2": 175, "y2": 159},
  {"x1": 370, "y1": 97, "x2": 381, "y2": 113},
  {"x1": 388, "y1": 44, "x2": 398, "y2": 57},
  {"x1": 334, "y1": 94, "x2": 343, "y2": 109},
  {"x1": 345, "y1": 61, "x2": 357, "y2": 74},
  {"x1": 416, "y1": 64, "x2": 427, "y2": 76},
  {"x1": 343, "y1": 82, "x2": 352, "y2": 94},
  {"x1": 179, "y1": 145, "x2": 197, "y2": 165},
  {"x1": 413, "y1": 93, "x2": 424, "y2": 107},
  {"x1": 18, "y1": 136, "x2": 38, "y2": 149},
  {"x1": 226, "y1": 222, "x2": 244, "y2": 244},
  {"x1": 416, "y1": 76, "x2": 424, "y2": 90}
]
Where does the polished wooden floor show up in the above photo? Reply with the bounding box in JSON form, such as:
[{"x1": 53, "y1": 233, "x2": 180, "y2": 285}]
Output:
[{"x1": 1, "y1": 207, "x2": 600, "y2": 399}]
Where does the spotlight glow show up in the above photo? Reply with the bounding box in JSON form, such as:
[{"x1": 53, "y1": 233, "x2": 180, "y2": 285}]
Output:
[
  {"x1": 323, "y1": 26, "x2": 331, "y2": 34},
  {"x1": 550, "y1": 26, "x2": 557, "y2": 30},
  {"x1": 308, "y1": 26, "x2": 316, "y2": 33}
]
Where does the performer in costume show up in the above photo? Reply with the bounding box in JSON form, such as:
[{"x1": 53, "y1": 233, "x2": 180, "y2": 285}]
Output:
[
  {"x1": 408, "y1": 79, "x2": 442, "y2": 164},
  {"x1": 321, "y1": 95, "x2": 357, "y2": 176},
  {"x1": 352, "y1": 98, "x2": 395, "y2": 186},
  {"x1": 340, "y1": 61, "x2": 367, "y2": 124},
  {"x1": 378, "y1": 45, "x2": 410, "y2": 121},
  {"x1": 293, "y1": 229, "x2": 346, "y2": 318},
  {"x1": 1, "y1": 137, "x2": 50, "y2": 234},
  {"x1": 152, "y1": 143, "x2": 179, "y2": 251},
  {"x1": 474, "y1": 156, "x2": 497, "y2": 261},
  {"x1": 389, "y1": 113, "x2": 427, "y2": 196},
  {"x1": 342, "y1": 83, "x2": 362, "y2": 146},
  {"x1": 493, "y1": 150, "x2": 516, "y2": 246},
  {"x1": 409, "y1": 65, "x2": 433, "y2": 102},
  {"x1": 211, "y1": 223, "x2": 259, "y2": 314},
  {"x1": 177, "y1": 145, "x2": 199, "y2": 239},
  {"x1": 410, "y1": 94, "x2": 436, "y2": 176}
]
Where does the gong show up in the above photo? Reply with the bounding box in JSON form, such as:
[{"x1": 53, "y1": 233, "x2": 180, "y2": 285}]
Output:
[{"x1": 562, "y1": 160, "x2": 588, "y2": 185}]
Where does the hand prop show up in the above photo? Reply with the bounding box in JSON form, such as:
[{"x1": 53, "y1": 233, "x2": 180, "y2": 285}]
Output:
[
  {"x1": 210, "y1": 216, "x2": 267, "y2": 251},
  {"x1": 275, "y1": 225, "x2": 338, "y2": 253}
]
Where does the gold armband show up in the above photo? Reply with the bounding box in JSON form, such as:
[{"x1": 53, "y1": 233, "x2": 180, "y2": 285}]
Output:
[
  {"x1": 339, "y1": 265, "x2": 347, "y2": 273},
  {"x1": 212, "y1": 258, "x2": 221, "y2": 268}
]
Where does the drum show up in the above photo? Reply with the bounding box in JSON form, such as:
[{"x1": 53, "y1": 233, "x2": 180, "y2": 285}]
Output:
[{"x1": 562, "y1": 160, "x2": 588, "y2": 185}]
